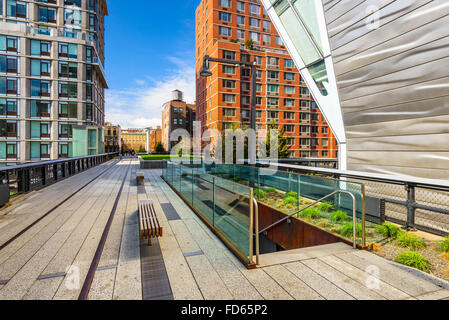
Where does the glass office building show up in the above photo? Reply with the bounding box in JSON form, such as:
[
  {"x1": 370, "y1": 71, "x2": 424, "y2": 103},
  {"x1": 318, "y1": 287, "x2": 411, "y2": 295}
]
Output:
[{"x1": 261, "y1": 0, "x2": 449, "y2": 179}]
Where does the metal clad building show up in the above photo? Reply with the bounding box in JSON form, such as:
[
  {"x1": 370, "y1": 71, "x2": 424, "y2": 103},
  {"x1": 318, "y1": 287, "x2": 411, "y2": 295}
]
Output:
[{"x1": 262, "y1": 0, "x2": 449, "y2": 179}]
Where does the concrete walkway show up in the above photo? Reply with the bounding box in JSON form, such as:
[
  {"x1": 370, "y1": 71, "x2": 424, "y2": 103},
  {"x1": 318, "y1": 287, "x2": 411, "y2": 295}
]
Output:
[{"x1": 0, "y1": 161, "x2": 447, "y2": 300}]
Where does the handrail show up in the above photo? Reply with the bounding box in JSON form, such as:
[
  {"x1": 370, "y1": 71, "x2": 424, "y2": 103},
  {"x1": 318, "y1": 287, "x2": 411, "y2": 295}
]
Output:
[
  {"x1": 258, "y1": 190, "x2": 359, "y2": 249},
  {"x1": 245, "y1": 192, "x2": 260, "y2": 265}
]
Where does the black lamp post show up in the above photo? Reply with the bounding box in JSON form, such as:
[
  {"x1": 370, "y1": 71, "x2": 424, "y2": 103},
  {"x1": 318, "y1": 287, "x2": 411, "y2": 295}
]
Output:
[{"x1": 200, "y1": 55, "x2": 258, "y2": 165}]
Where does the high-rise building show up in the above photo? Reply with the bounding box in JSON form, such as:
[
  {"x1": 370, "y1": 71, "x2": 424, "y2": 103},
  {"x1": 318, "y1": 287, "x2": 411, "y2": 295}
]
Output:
[
  {"x1": 261, "y1": 0, "x2": 449, "y2": 179},
  {"x1": 0, "y1": 0, "x2": 108, "y2": 166},
  {"x1": 195, "y1": 0, "x2": 337, "y2": 159},
  {"x1": 161, "y1": 89, "x2": 196, "y2": 153}
]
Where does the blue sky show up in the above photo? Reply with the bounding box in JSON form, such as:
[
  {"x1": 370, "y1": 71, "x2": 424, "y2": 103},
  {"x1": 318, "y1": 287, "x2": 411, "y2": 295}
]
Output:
[{"x1": 104, "y1": 0, "x2": 201, "y2": 128}]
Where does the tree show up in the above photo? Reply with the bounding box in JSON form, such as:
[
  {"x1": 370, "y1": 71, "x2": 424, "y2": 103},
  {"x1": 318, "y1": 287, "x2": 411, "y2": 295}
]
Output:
[
  {"x1": 245, "y1": 39, "x2": 254, "y2": 50},
  {"x1": 265, "y1": 124, "x2": 291, "y2": 159},
  {"x1": 137, "y1": 145, "x2": 146, "y2": 153},
  {"x1": 154, "y1": 142, "x2": 165, "y2": 154}
]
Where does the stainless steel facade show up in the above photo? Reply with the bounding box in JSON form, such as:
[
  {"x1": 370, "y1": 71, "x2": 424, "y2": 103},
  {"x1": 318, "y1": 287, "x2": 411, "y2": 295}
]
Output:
[{"x1": 263, "y1": 0, "x2": 449, "y2": 179}]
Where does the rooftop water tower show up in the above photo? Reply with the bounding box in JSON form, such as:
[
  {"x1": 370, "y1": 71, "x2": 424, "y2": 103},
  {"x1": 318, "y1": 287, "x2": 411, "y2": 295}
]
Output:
[{"x1": 172, "y1": 89, "x2": 183, "y2": 102}]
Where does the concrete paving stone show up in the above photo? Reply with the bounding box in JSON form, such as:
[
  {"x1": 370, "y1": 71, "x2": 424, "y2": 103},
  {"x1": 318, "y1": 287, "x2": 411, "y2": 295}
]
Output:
[
  {"x1": 262, "y1": 264, "x2": 323, "y2": 300},
  {"x1": 88, "y1": 268, "x2": 116, "y2": 300},
  {"x1": 415, "y1": 289, "x2": 449, "y2": 300},
  {"x1": 337, "y1": 250, "x2": 441, "y2": 297},
  {"x1": 301, "y1": 258, "x2": 385, "y2": 300},
  {"x1": 157, "y1": 233, "x2": 203, "y2": 300},
  {"x1": 0, "y1": 231, "x2": 71, "y2": 300},
  {"x1": 0, "y1": 210, "x2": 75, "y2": 280},
  {"x1": 239, "y1": 268, "x2": 293, "y2": 300},
  {"x1": 22, "y1": 277, "x2": 64, "y2": 300},
  {"x1": 258, "y1": 243, "x2": 354, "y2": 267},
  {"x1": 283, "y1": 261, "x2": 355, "y2": 300},
  {"x1": 319, "y1": 255, "x2": 410, "y2": 300},
  {"x1": 169, "y1": 220, "x2": 201, "y2": 254},
  {"x1": 113, "y1": 197, "x2": 142, "y2": 300},
  {"x1": 185, "y1": 254, "x2": 233, "y2": 300}
]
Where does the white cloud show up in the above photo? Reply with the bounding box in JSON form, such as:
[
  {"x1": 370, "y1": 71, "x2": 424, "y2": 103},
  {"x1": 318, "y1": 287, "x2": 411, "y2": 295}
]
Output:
[{"x1": 105, "y1": 56, "x2": 195, "y2": 129}]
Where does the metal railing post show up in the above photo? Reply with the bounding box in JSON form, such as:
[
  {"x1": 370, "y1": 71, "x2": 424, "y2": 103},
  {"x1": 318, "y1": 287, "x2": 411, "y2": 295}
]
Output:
[
  {"x1": 406, "y1": 184, "x2": 416, "y2": 230},
  {"x1": 249, "y1": 187, "x2": 254, "y2": 264}
]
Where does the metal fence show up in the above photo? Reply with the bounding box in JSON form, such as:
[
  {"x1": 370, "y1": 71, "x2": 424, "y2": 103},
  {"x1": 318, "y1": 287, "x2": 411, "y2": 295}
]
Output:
[
  {"x1": 258, "y1": 161, "x2": 449, "y2": 237},
  {"x1": 0, "y1": 153, "x2": 119, "y2": 200}
]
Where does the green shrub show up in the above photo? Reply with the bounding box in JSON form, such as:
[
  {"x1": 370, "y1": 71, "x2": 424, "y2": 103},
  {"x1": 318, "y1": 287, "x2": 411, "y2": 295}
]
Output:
[
  {"x1": 264, "y1": 187, "x2": 277, "y2": 193},
  {"x1": 300, "y1": 207, "x2": 321, "y2": 219},
  {"x1": 253, "y1": 189, "x2": 267, "y2": 199},
  {"x1": 340, "y1": 222, "x2": 363, "y2": 238},
  {"x1": 283, "y1": 196, "x2": 297, "y2": 206},
  {"x1": 328, "y1": 210, "x2": 348, "y2": 223},
  {"x1": 375, "y1": 223, "x2": 403, "y2": 239},
  {"x1": 285, "y1": 192, "x2": 298, "y2": 199},
  {"x1": 437, "y1": 236, "x2": 449, "y2": 253},
  {"x1": 230, "y1": 177, "x2": 241, "y2": 183},
  {"x1": 395, "y1": 250, "x2": 430, "y2": 273},
  {"x1": 396, "y1": 232, "x2": 426, "y2": 250},
  {"x1": 318, "y1": 202, "x2": 333, "y2": 212}
]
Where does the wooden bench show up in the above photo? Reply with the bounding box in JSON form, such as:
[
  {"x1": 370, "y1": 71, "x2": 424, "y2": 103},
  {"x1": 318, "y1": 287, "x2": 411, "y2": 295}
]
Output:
[
  {"x1": 138, "y1": 200, "x2": 162, "y2": 245},
  {"x1": 136, "y1": 172, "x2": 144, "y2": 186}
]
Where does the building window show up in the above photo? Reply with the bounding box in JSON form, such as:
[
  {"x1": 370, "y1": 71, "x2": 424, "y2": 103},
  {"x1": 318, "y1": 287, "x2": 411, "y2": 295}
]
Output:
[
  {"x1": 241, "y1": 68, "x2": 250, "y2": 77},
  {"x1": 59, "y1": 102, "x2": 77, "y2": 119},
  {"x1": 237, "y1": 15, "x2": 245, "y2": 26},
  {"x1": 223, "y1": 79, "x2": 235, "y2": 89},
  {"x1": 38, "y1": 6, "x2": 57, "y2": 23},
  {"x1": 267, "y1": 84, "x2": 278, "y2": 94},
  {"x1": 0, "y1": 77, "x2": 18, "y2": 95},
  {"x1": 322, "y1": 127, "x2": 328, "y2": 134},
  {"x1": 30, "y1": 80, "x2": 50, "y2": 97},
  {"x1": 222, "y1": 108, "x2": 235, "y2": 117},
  {"x1": 64, "y1": 9, "x2": 82, "y2": 27},
  {"x1": 249, "y1": 32, "x2": 260, "y2": 43},
  {"x1": 275, "y1": 36, "x2": 283, "y2": 46},
  {"x1": 7, "y1": 1, "x2": 27, "y2": 19},
  {"x1": 30, "y1": 40, "x2": 51, "y2": 56},
  {"x1": 284, "y1": 59, "x2": 295, "y2": 68},
  {"x1": 284, "y1": 72, "x2": 295, "y2": 81},
  {"x1": 219, "y1": 11, "x2": 231, "y2": 22},
  {"x1": 30, "y1": 100, "x2": 50, "y2": 118},
  {"x1": 284, "y1": 86, "x2": 295, "y2": 94},
  {"x1": 237, "y1": 29, "x2": 245, "y2": 40},
  {"x1": 0, "y1": 56, "x2": 18, "y2": 74},
  {"x1": 262, "y1": 34, "x2": 270, "y2": 45},
  {"x1": 285, "y1": 125, "x2": 295, "y2": 133},
  {"x1": 267, "y1": 70, "x2": 279, "y2": 81},
  {"x1": 236, "y1": 1, "x2": 245, "y2": 12},
  {"x1": 219, "y1": 0, "x2": 231, "y2": 8},
  {"x1": 284, "y1": 112, "x2": 295, "y2": 120},
  {"x1": 222, "y1": 50, "x2": 235, "y2": 60},
  {"x1": 249, "y1": 4, "x2": 260, "y2": 16},
  {"x1": 284, "y1": 98, "x2": 295, "y2": 107},
  {"x1": 0, "y1": 36, "x2": 18, "y2": 53},
  {"x1": 267, "y1": 97, "x2": 279, "y2": 107},
  {"x1": 30, "y1": 59, "x2": 51, "y2": 77},
  {"x1": 241, "y1": 96, "x2": 250, "y2": 105},
  {"x1": 219, "y1": 26, "x2": 231, "y2": 37},
  {"x1": 222, "y1": 65, "x2": 235, "y2": 75},
  {"x1": 223, "y1": 94, "x2": 235, "y2": 103},
  {"x1": 59, "y1": 43, "x2": 78, "y2": 59},
  {"x1": 249, "y1": 18, "x2": 260, "y2": 29},
  {"x1": 267, "y1": 57, "x2": 279, "y2": 68},
  {"x1": 59, "y1": 82, "x2": 78, "y2": 99}
]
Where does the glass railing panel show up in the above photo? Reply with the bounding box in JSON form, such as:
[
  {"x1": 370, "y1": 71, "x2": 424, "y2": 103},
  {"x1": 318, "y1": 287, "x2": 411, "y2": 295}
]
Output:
[
  {"x1": 192, "y1": 172, "x2": 215, "y2": 224},
  {"x1": 180, "y1": 166, "x2": 193, "y2": 203},
  {"x1": 213, "y1": 176, "x2": 251, "y2": 257}
]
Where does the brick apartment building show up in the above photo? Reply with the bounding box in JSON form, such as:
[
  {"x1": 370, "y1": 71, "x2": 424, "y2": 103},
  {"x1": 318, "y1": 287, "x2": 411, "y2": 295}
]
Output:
[
  {"x1": 161, "y1": 90, "x2": 196, "y2": 152},
  {"x1": 195, "y1": 0, "x2": 337, "y2": 158}
]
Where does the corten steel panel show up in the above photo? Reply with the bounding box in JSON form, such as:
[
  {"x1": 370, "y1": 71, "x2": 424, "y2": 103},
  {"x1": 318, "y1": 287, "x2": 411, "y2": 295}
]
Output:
[
  {"x1": 323, "y1": 0, "x2": 449, "y2": 179},
  {"x1": 257, "y1": 202, "x2": 353, "y2": 250}
]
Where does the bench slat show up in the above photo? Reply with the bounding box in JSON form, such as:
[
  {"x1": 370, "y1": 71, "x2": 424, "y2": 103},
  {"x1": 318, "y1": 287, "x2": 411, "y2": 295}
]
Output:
[{"x1": 138, "y1": 200, "x2": 162, "y2": 241}]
